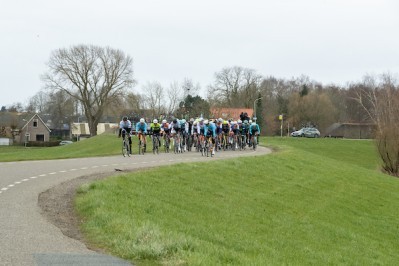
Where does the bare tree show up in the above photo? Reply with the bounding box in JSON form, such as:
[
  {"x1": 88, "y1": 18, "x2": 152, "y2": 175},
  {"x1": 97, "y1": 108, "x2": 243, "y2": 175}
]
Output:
[
  {"x1": 141, "y1": 81, "x2": 165, "y2": 119},
  {"x1": 26, "y1": 90, "x2": 49, "y2": 113},
  {"x1": 42, "y1": 44, "x2": 134, "y2": 136},
  {"x1": 165, "y1": 81, "x2": 184, "y2": 116},
  {"x1": 353, "y1": 73, "x2": 399, "y2": 177}
]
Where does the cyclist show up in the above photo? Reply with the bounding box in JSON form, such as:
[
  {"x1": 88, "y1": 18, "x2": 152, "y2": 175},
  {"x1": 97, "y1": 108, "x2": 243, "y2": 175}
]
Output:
[
  {"x1": 169, "y1": 119, "x2": 181, "y2": 152},
  {"x1": 204, "y1": 119, "x2": 217, "y2": 156},
  {"x1": 221, "y1": 120, "x2": 231, "y2": 148},
  {"x1": 136, "y1": 118, "x2": 148, "y2": 152},
  {"x1": 249, "y1": 121, "x2": 261, "y2": 147},
  {"x1": 242, "y1": 120, "x2": 250, "y2": 146},
  {"x1": 118, "y1": 116, "x2": 132, "y2": 154},
  {"x1": 215, "y1": 118, "x2": 223, "y2": 150},
  {"x1": 161, "y1": 119, "x2": 170, "y2": 147},
  {"x1": 230, "y1": 121, "x2": 240, "y2": 149},
  {"x1": 150, "y1": 119, "x2": 162, "y2": 150}
]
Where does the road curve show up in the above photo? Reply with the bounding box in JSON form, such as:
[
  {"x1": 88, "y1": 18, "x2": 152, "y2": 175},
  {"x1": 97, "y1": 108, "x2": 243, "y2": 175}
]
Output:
[{"x1": 0, "y1": 146, "x2": 271, "y2": 265}]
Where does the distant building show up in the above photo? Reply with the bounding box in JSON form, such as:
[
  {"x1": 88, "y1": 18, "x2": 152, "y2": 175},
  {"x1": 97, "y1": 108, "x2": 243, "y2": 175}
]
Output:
[
  {"x1": 325, "y1": 123, "x2": 376, "y2": 139},
  {"x1": 71, "y1": 122, "x2": 119, "y2": 140},
  {"x1": 0, "y1": 113, "x2": 51, "y2": 145}
]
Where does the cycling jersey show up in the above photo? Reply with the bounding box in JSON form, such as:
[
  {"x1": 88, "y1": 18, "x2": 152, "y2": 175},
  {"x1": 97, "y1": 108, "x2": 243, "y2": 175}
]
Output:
[
  {"x1": 222, "y1": 123, "x2": 230, "y2": 134},
  {"x1": 136, "y1": 122, "x2": 148, "y2": 134},
  {"x1": 161, "y1": 123, "x2": 170, "y2": 134},
  {"x1": 204, "y1": 122, "x2": 217, "y2": 138},
  {"x1": 197, "y1": 123, "x2": 206, "y2": 135},
  {"x1": 150, "y1": 123, "x2": 161, "y2": 134},
  {"x1": 249, "y1": 124, "x2": 260, "y2": 135},
  {"x1": 169, "y1": 122, "x2": 181, "y2": 133}
]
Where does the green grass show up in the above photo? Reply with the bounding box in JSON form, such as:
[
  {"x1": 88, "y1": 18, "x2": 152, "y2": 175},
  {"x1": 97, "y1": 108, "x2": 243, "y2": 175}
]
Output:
[
  {"x1": 0, "y1": 133, "x2": 150, "y2": 162},
  {"x1": 75, "y1": 137, "x2": 399, "y2": 265}
]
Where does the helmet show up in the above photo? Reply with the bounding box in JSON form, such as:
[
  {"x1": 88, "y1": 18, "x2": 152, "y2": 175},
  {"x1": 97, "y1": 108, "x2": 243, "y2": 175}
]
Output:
[
  {"x1": 122, "y1": 116, "x2": 128, "y2": 121},
  {"x1": 181, "y1": 119, "x2": 186, "y2": 123},
  {"x1": 218, "y1": 118, "x2": 223, "y2": 122},
  {"x1": 204, "y1": 119, "x2": 209, "y2": 125},
  {"x1": 162, "y1": 119, "x2": 167, "y2": 124},
  {"x1": 153, "y1": 119, "x2": 158, "y2": 124},
  {"x1": 223, "y1": 120, "x2": 228, "y2": 125},
  {"x1": 199, "y1": 117, "x2": 204, "y2": 122},
  {"x1": 193, "y1": 121, "x2": 197, "y2": 125},
  {"x1": 252, "y1": 122, "x2": 256, "y2": 126},
  {"x1": 173, "y1": 119, "x2": 177, "y2": 123},
  {"x1": 249, "y1": 120, "x2": 252, "y2": 124},
  {"x1": 190, "y1": 118, "x2": 194, "y2": 122},
  {"x1": 244, "y1": 120, "x2": 248, "y2": 124},
  {"x1": 140, "y1": 118, "x2": 145, "y2": 123},
  {"x1": 237, "y1": 119, "x2": 242, "y2": 124}
]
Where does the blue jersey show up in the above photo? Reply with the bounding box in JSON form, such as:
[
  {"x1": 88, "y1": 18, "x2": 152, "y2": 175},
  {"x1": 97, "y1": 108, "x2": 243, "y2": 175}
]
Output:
[
  {"x1": 249, "y1": 124, "x2": 260, "y2": 135},
  {"x1": 136, "y1": 122, "x2": 148, "y2": 134},
  {"x1": 204, "y1": 122, "x2": 217, "y2": 138}
]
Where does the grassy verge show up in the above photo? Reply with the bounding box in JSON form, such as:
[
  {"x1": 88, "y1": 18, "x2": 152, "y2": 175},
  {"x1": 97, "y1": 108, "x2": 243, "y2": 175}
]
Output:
[
  {"x1": 75, "y1": 137, "x2": 399, "y2": 265},
  {"x1": 0, "y1": 133, "x2": 152, "y2": 162}
]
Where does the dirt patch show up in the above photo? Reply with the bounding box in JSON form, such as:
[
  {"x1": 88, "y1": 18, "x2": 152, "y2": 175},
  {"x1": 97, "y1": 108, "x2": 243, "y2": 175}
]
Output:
[{"x1": 38, "y1": 170, "x2": 122, "y2": 243}]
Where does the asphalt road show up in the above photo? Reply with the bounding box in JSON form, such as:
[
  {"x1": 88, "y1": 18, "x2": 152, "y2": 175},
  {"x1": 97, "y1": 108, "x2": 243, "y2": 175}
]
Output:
[{"x1": 0, "y1": 146, "x2": 271, "y2": 265}]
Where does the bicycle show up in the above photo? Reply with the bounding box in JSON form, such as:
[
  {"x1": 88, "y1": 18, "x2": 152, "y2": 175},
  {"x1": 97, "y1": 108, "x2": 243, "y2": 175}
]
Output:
[
  {"x1": 250, "y1": 133, "x2": 258, "y2": 151},
  {"x1": 152, "y1": 133, "x2": 161, "y2": 154},
  {"x1": 121, "y1": 128, "x2": 131, "y2": 157},
  {"x1": 206, "y1": 136, "x2": 215, "y2": 157},
  {"x1": 163, "y1": 133, "x2": 171, "y2": 153},
  {"x1": 173, "y1": 133, "x2": 182, "y2": 154}
]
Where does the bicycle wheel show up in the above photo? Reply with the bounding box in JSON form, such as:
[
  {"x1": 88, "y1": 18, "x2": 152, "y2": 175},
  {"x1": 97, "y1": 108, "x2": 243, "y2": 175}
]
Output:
[
  {"x1": 237, "y1": 135, "x2": 242, "y2": 151},
  {"x1": 138, "y1": 140, "x2": 142, "y2": 155},
  {"x1": 122, "y1": 139, "x2": 128, "y2": 157},
  {"x1": 174, "y1": 137, "x2": 179, "y2": 154},
  {"x1": 165, "y1": 136, "x2": 170, "y2": 153},
  {"x1": 253, "y1": 136, "x2": 257, "y2": 150}
]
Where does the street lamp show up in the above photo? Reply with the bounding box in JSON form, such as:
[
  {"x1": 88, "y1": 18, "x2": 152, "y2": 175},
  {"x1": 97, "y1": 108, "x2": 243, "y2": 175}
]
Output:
[{"x1": 253, "y1": 97, "x2": 263, "y2": 121}]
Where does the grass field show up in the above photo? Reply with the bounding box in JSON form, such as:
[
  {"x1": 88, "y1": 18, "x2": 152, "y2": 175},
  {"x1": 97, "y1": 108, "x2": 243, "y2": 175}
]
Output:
[
  {"x1": 72, "y1": 137, "x2": 399, "y2": 265},
  {"x1": 0, "y1": 133, "x2": 145, "y2": 162}
]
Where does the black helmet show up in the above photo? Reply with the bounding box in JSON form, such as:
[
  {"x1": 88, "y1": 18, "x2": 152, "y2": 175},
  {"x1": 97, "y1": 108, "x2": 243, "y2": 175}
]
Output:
[{"x1": 173, "y1": 119, "x2": 177, "y2": 123}]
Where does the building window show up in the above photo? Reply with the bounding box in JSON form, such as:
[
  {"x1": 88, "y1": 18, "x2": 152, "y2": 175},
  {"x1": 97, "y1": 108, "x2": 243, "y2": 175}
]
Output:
[{"x1": 33, "y1": 119, "x2": 38, "y2": 128}]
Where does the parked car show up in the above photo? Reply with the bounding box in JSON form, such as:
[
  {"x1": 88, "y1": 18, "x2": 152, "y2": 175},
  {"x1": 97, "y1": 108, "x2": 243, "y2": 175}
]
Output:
[
  {"x1": 59, "y1": 140, "x2": 73, "y2": 145},
  {"x1": 291, "y1": 127, "x2": 308, "y2": 137},
  {"x1": 303, "y1": 128, "x2": 320, "y2": 138}
]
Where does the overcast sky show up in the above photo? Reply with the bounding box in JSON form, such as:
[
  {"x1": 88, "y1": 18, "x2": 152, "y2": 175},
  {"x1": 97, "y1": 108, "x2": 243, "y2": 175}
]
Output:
[{"x1": 1, "y1": 0, "x2": 398, "y2": 107}]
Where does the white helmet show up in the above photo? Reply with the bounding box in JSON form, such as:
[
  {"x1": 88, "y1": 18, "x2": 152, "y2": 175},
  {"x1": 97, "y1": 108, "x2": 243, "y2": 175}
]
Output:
[
  {"x1": 237, "y1": 119, "x2": 242, "y2": 124},
  {"x1": 218, "y1": 118, "x2": 223, "y2": 122},
  {"x1": 140, "y1": 118, "x2": 145, "y2": 123},
  {"x1": 153, "y1": 119, "x2": 158, "y2": 123},
  {"x1": 204, "y1": 119, "x2": 209, "y2": 125},
  {"x1": 162, "y1": 119, "x2": 167, "y2": 124},
  {"x1": 249, "y1": 120, "x2": 252, "y2": 124},
  {"x1": 251, "y1": 122, "x2": 256, "y2": 126}
]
